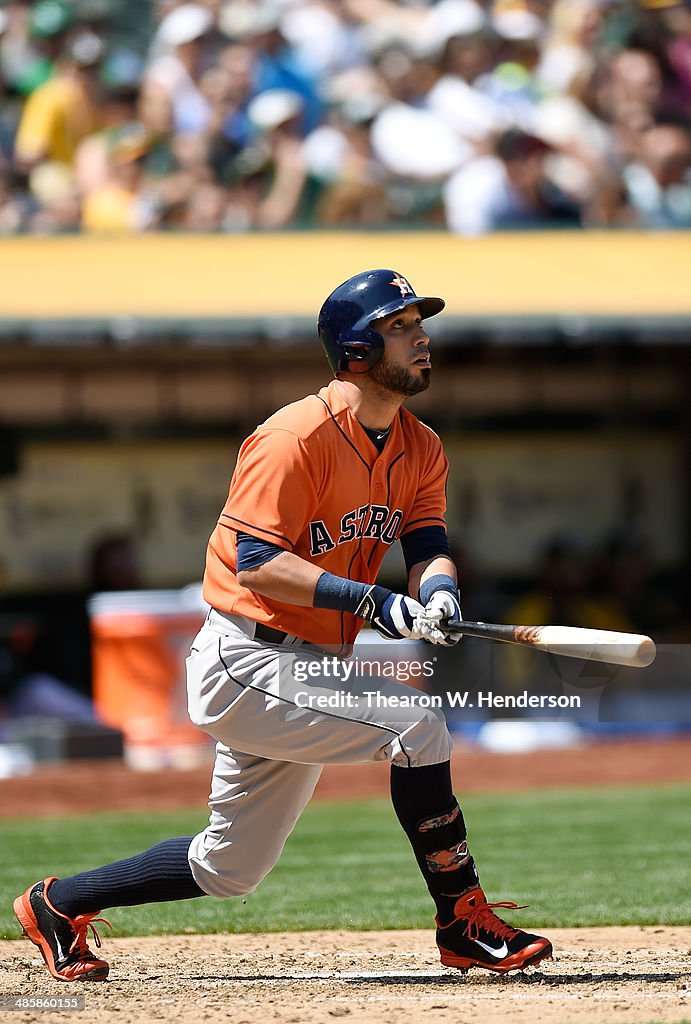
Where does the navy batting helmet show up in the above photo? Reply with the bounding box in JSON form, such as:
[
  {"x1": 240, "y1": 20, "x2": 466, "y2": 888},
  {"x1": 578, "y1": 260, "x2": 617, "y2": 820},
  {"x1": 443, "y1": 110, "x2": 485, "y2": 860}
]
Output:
[{"x1": 318, "y1": 269, "x2": 445, "y2": 375}]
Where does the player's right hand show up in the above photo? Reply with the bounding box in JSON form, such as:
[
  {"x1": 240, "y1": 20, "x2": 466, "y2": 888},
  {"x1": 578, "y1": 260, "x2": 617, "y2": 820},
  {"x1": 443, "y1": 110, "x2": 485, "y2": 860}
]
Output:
[
  {"x1": 418, "y1": 590, "x2": 463, "y2": 646},
  {"x1": 355, "y1": 586, "x2": 425, "y2": 641}
]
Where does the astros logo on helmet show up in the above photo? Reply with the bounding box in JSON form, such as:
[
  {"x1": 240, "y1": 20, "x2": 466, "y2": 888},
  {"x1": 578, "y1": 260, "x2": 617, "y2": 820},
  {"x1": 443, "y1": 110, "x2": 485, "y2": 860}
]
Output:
[{"x1": 390, "y1": 274, "x2": 414, "y2": 297}]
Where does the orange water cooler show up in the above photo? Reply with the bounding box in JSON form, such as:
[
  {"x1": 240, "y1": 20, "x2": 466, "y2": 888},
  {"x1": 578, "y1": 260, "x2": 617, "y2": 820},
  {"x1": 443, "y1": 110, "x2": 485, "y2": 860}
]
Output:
[{"x1": 89, "y1": 586, "x2": 212, "y2": 769}]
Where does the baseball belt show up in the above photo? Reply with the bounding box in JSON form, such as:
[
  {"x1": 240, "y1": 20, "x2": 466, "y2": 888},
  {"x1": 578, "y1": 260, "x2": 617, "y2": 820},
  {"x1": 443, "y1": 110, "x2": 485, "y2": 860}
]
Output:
[{"x1": 253, "y1": 622, "x2": 307, "y2": 647}]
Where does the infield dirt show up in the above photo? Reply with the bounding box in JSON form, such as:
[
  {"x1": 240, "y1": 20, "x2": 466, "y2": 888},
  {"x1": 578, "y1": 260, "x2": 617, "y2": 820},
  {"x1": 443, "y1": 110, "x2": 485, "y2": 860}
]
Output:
[
  {"x1": 1, "y1": 926, "x2": 690, "y2": 1024},
  {"x1": 1, "y1": 737, "x2": 690, "y2": 1023}
]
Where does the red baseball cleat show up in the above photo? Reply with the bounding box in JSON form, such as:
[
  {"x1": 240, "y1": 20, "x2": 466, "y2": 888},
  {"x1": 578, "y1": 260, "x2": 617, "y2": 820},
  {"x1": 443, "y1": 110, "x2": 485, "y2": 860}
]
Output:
[
  {"x1": 14, "y1": 877, "x2": 111, "y2": 982},
  {"x1": 436, "y1": 886, "x2": 553, "y2": 973}
]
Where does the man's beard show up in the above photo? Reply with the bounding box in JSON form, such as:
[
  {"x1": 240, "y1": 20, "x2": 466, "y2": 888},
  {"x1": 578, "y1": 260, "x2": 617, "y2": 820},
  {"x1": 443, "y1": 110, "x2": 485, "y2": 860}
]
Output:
[{"x1": 369, "y1": 355, "x2": 431, "y2": 397}]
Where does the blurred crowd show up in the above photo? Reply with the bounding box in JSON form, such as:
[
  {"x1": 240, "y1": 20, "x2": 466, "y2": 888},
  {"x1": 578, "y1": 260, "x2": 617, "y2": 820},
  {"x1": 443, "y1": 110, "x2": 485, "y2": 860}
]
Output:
[{"x1": 0, "y1": 0, "x2": 690, "y2": 234}]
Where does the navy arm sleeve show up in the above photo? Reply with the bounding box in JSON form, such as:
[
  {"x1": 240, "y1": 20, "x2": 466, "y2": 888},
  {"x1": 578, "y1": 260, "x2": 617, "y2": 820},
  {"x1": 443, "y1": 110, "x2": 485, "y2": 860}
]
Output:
[
  {"x1": 400, "y1": 525, "x2": 451, "y2": 574},
  {"x1": 236, "y1": 532, "x2": 285, "y2": 571}
]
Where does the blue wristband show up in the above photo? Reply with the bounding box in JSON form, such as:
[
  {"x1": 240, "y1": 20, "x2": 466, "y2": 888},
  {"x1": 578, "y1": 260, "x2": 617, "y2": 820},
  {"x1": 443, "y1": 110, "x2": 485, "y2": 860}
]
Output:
[
  {"x1": 313, "y1": 572, "x2": 371, "y2": 614},
  {"x1": 419, "y1": 573, "x2": 457, "y2": 606}
]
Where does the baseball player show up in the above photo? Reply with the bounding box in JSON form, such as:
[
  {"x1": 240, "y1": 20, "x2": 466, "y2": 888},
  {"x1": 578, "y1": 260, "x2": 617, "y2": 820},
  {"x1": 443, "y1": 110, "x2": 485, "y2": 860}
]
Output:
[{"x1": 13, "y1": 269, "x2": 552, "y2": 982}]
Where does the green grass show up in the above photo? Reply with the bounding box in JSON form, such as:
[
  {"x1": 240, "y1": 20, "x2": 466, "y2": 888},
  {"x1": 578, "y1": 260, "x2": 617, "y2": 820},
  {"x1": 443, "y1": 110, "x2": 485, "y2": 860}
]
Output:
[{"x1": 1, "y1": 784, "x2": 689, "y2": 938}]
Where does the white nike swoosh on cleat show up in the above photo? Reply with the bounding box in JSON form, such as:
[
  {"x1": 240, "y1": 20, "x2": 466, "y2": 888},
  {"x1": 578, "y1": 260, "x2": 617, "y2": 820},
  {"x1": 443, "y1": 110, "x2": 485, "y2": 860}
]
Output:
[
  {"x1": 54, "y1": 936, "x2": 70, "y2": 962},
  {"x1": 475, "y1": 939, "x2": 508, "y2": 958}
]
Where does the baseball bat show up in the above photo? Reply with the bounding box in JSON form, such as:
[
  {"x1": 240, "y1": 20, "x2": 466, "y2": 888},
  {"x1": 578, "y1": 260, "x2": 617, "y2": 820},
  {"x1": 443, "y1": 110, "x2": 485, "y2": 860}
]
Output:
[{"x1": 441, "y1": 621, "x2": 656, "y2": 668}]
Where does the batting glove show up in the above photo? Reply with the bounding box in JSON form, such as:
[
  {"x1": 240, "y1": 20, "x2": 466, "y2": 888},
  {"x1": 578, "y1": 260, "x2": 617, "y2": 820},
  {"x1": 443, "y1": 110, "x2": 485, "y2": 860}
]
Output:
[
  {"x1": 356, "y1": 586, "x2": 425, "y2": 641},
  {"x1": 418, "y1": 590, "x2": 463, "y2": 646}
]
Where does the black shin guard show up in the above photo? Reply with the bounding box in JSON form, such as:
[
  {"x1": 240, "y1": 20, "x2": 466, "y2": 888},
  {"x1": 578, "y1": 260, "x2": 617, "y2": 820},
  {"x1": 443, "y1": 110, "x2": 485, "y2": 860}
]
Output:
[
  {"x1": 390, "y1": 764, "x2": 479, "y2": 926},
  {"x1": 412, "y1": 800, "x2": 479, "y2": 909}
]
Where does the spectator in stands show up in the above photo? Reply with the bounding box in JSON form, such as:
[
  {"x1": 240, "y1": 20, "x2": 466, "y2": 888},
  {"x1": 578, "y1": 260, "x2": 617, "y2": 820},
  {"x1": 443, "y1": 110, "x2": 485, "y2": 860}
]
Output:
[
  {"x1": 0, "y1": 2, "x2": 30, "y2": 96},
  {"x1": 498, "y1": 534, "x2": 638, "y2": 700},
  {"x1": 533, "y1": 59, "x2": 616, "y2": 213},
  {"x1": 495, "y1": 530, "x2": 657, "y2": 706},
  {"x1": 88, "y1": 533, "x2": 142, "y2": 594},
  {"x1": 80, "y1": 121, "x2": 153, "y2": 232},
  {"x1": 425, "y1": 2, "x2": 507, "y2": 148},
  {"x1": 0, "y1": 557, "x2": 96, "y2": 727},
  {"x1": 505, "y1": 533, "x2": 614, "y2": 631},
  {"x1": 444, "y1": 126, "x2": 582, "y2": 235},
  {"x1": 608, "y1": 47, "x2": 666, "y2": 128},
  {"x1": 537, "y1": 0, "x2": 604, "y2": 97},
  {"x1": 140, "y1": 3, "x2": 214, "y2": 138},
  {"x1": 243, "y1": 88, "x2": 309, "y2": 229},
  {"x1": 279, "y1": 0, "x2": 367, "y2": 81},
  {"x1": 654, "y1": 0, "x2": 691, "y2": 110},
  {"x1": 74, "y1": 84, "x2": 143, "y2": 201},
  {"x1": 595, "y1": 47, "x2": 670, "y2": 168},
  {"x1": 202, "y1": 43, "x2": 255, "y2": 186},
  {"x1": 178, "y1": 180, "x2": 230, "y2": 230},
  {"x1": 304, "y1": 92, "x2": 390, "y2": 226},
  {"x1": 476, "y1": 6, "x2": 545, "y2": 130},
  {"x1": 619, "y1": 0, "x2": 691, "y2": 120},
  {"x1": 218, "y1": 1, "x2": 323, "y2": 133},
  {"x1": 363, "y1": 37, "x2": 469, "y2": 221},
  {"x1": 622, "y1": 121, "x2": 691, "y2": 228},
  {"x1": 592, "y1": 529, "x2": 691, "y2": 642},
  {"x1": 14, "y1": 29, "x2": 107, "y2": 172},
  {"x1": 4, "y1": 0, "x2": 74, "y2": 98}
]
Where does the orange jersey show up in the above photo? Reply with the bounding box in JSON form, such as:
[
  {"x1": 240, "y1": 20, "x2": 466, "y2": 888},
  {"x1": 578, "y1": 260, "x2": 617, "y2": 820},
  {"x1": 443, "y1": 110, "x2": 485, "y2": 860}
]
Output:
[{"x1": 203, "y1": 379, "x2": 448, "y2": 645}]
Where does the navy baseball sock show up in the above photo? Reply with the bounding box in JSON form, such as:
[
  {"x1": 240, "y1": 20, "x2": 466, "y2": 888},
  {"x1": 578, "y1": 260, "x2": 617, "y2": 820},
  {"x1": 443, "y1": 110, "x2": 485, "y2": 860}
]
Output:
[
  {"x1": 391, "y1": 762, "x2": 479, "y2": 925},
  {"x1": 47, "y1": 837, "x2": 205, "y2": 917}
]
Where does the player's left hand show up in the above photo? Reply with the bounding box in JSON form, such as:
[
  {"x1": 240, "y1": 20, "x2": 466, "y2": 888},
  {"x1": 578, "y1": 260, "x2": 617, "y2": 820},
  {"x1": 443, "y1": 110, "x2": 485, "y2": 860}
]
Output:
[
  {"x1": 355, "y1": 586, "x2": 426, "y2": 641},
  {"x1": 417, "y1": 590, "x2": 463, "y2": 646}
]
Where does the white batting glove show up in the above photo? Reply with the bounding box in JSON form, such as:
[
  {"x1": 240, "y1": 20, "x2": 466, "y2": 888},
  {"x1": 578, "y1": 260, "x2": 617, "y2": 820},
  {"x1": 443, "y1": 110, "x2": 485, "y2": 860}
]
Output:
[
  {"x1": 375, "y1": 593, "x2": 426, "y2": 642},
  {"x1": 356, "y1": 586, "x2": 426, "y2": 641},
  {"x1": 418, "y1": 590, "x2": 463, "y2": 646}
]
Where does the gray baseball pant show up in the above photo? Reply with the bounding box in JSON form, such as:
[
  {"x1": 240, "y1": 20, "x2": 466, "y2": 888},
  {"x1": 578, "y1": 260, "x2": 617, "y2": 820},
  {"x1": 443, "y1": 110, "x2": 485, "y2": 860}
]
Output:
[{"x1": 185, "y1": 608, "x2": 453, "y2": 898}]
